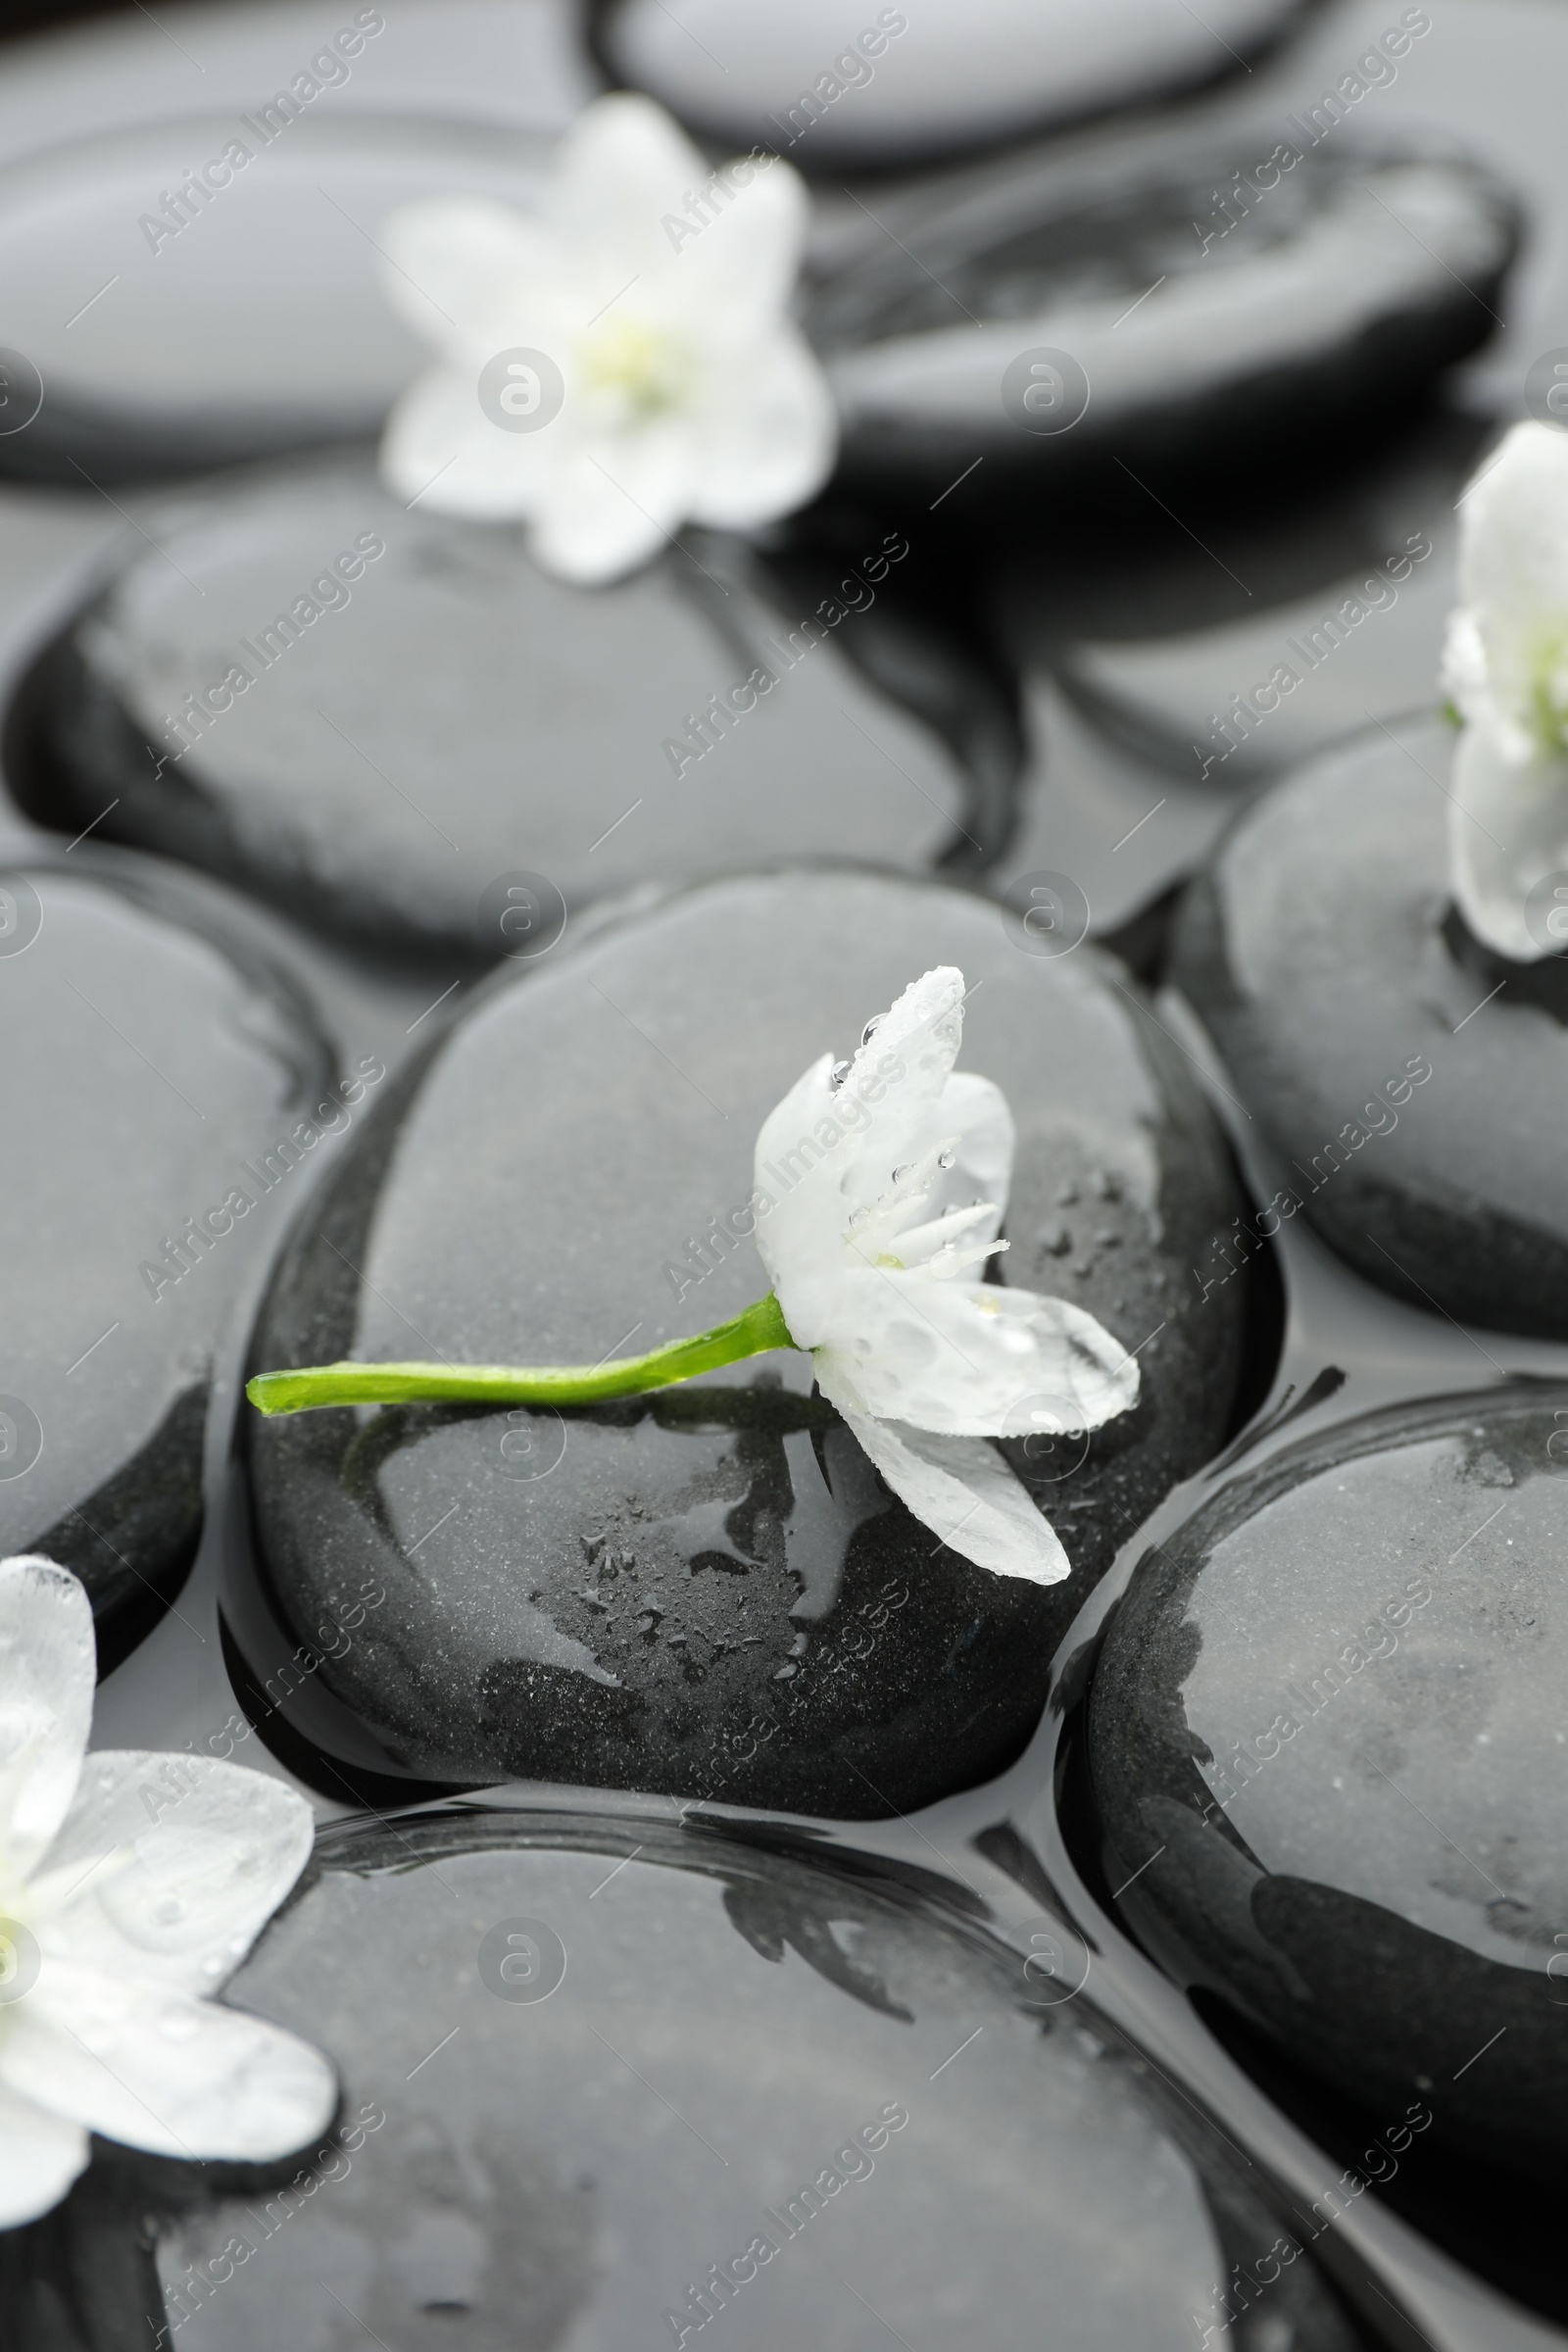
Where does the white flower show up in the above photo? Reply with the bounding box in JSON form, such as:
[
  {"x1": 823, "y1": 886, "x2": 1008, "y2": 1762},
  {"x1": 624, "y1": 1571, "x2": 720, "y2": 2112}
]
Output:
[
  {"x1": 1444, "y1": 420, "x2": 1568, "y2": 960},
  {"x1": 0, "y1": 1556, "x2": 335, "y2": 2230},
  {"x1": 377, "y1": 93, "x2": 837, "y2": 586},
  {"x1": 754, "y1": 968, "x2": 1139, "y2": 1585}
]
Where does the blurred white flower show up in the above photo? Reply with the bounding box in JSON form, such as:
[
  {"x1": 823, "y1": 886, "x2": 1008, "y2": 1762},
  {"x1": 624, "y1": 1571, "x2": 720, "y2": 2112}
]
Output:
[
  {"x1": 0, "y1": 1555, "x2": 335, "y2": 2230},
  {"x1": 377, "y1": 93, "x2": 837, "y2": 585},
  {"x1": 1444, "y1": 420, "x2": 1568, "y2": 959},
  {"x1": 754, "y1": 967, "x2": 1139, "y2": 1584}
]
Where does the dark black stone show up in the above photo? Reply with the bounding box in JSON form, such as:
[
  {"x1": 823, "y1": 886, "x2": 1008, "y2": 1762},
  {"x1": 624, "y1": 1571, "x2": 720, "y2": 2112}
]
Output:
[
  {"x1": 976, "y1": 409, "x2": 1490, "y2": 954},
  {"x1": 806, "y1": 138, "x2": 1518, "y2": 499},
  {"x1": 11, "y1": 457, "x2": 1019, "y2": 958},
  {"x1": 0, "y1": 858, "x2": 335, "y2": 1670},
  {"x1": 1, "y1": 1807, "x2": 1364, "y2": 2350},
  {"x1": 593, "y1": 0, "x2": 1306, "y2": 172},
  {"x1": 1006, "y1": 409, "x2": 1487, "y2": 797},
  {"x1": 1087, "y1": 1384, "x2": 1568, "y2": 2180},
  {"x1": 0, "y1": 111, "x2": 549, "y2": 484},
  {"x1": 1170, "y1": 713, "x2": 1568, "y2": 1339},
  {"x1": 237, "y1": 869, "x2": 1250, "y2": 1811}
]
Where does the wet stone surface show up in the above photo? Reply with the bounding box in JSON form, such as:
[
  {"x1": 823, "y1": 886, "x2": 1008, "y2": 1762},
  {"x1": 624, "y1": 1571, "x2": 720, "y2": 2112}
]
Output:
[
  {"x1": 0, "y1": 859, "x2": 334, "y2": 1669},
  {"x1": 1171, "y1": 714, "x2": 1568, "y2": 1339},
  {"x1": 2, "y1": 1810, "x2": 1363, "y2": 2350},
  {"x1": 978, "y1": 410, "x2": 1484, "y2": 935},
  {"x1": 596, "y1": 0, "x2": 1304, "y2": 171},
  {"x1": 16, "y1": 455, "x2": 1014, "y2": 957},
  {"x1": 1033, "y1": 411, "x2": 1483, "y2": 796},
  {"x1": 0, "y1": 112, "x2": 554, "y2": 484},
  {"x1": 1087, "y1": 1384, "x2": 1568, "y2": 2176},
  {"x1": 240, "y1": 869, "x2": 1250, "y2": 1812},
  {"x1": 808, "y1": 140, "x2": 1518, "y2": 496}
]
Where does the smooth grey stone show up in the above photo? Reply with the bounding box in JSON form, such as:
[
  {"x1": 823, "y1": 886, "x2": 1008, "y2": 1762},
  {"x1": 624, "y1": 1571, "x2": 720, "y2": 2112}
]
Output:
[
  {"x1": 2, "y1": 1808, "x2": 1363, "y2": 2351},
  {"x1": 0, "y1": 111, "x2": 549, "y2": 484},
  {"x1": 595, "y1": 0, "x2": 1305, "y2": 171},
  {"x1": 238, "y1": 869, "x2": 1249, "y2": 1811},
  {"x1": 0, "y1": 858, "x2": 333, "y2": 1669},
  {"x1": 1087, "y1": 1384, "x2": 1568, "y2": 2183},
  {"x1": 17, "y1": 457, "x2": 1016, "y2": 957},
  {"x1": 1170, "y1": 714, "x2": 1568, "y2": 1339},
  {"x1": 807, "y1": 139, "x2": 1519, "y2": 497}
]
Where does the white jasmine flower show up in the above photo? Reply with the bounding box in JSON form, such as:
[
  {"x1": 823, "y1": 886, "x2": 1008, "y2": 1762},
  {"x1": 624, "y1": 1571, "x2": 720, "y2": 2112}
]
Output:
[
  {"x1": 248, "y1": 968, "x2": 1140, "y2": 1585},
  {"x1": 753, "y1": 967, "x2": 1139, "y2": 1584},
  {"x1": 1444, "y1": 420, "x2": 1568, "y2": 959},
  {"x1": 0, "y1": 1556, "x2": 335, "y2": 2230},
  {"x1": 377, "y1": 92, "x2": 837, "y2": 585}
]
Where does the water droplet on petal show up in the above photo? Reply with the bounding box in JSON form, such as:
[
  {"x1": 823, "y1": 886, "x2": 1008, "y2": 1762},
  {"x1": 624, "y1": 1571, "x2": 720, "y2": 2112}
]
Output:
[
  {"x1": 938, "y1": 1150, "x2": 956, "y2": 1170},
  {"x1": 861, "y1": 1016, "x2": 882, "y2": 1046},
  {"x1": 828, "y1": 1059, "x2": 852, "y2": 1092},
  {"x1": 848, "y1": 1205, "x2": 870, "y2": 1228},
  {"x1": 893, "y1": 1164, "x2": 913, "y2": 1185}
]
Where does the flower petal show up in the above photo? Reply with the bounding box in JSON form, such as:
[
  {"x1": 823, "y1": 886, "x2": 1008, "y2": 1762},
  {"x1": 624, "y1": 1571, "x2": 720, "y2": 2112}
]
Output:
[
  {"x1": 1458, "y1": 421, "x2": 1568, "y2": 651},
  {"x1": 836, "y1": 1407, "x2": 1070, "y2": 1585},
  {"x1": 937, "y1": 1073, "x2": 1014, "y2": 1220},
  {"x1": 1441, "y1": 607, "x2": 1491, "y2": 735},
  {"x1": 3, "y1": 1966, "x2": 337, "y2": 2164},
  {"x1": 378, "y1": 197, "x2": 561, "y2": 358},
  {"x1": 0, "y1": 1556, "x2": 94, "y2": 1879},
  {"x1": 754, "y1": 967, "x2": 967, "y2": 1334},
  {"x1": 1449, "y1": 719, "x2": 1568, "y2": 961},
  {"x1": 0, "y1": 2080, "x2": 88, "y2": 2229},
  {"x1": 35, "y1": 1752, "x2": 315, "y2": 1995},
  {"x1": 526, "y1": 421, "x2": 700, "y2": 584},
  {"x1": 547, "y1": 93, "x2": 710, "y2": 269},
  {"x1": 375, "y1": 99, "x2": 824, "y2": 558},
  {"x1": 814, "y1": 1274, "x2": 1139, "y2": 1437},
  {"x1": 379, "y1": 365, "x2": 562, "y2": 518},
  {"x1": 686, "y1": 324, "x2": 838, "y2": 528},
  {"x1": 678, "y1": 155, "x2": 812, "y2": 318}
]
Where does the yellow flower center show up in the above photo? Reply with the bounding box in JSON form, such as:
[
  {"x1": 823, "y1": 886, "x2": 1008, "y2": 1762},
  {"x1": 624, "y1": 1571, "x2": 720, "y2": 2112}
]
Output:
[{"x1": 574, "y1": 316, "x2": 692, "y2": 422}]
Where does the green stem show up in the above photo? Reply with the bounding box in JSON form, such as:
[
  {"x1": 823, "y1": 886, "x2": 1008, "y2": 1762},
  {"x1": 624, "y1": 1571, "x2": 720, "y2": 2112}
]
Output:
[{"x1": 246, "y1": 1292, "x2": 799, "y2": 1416}]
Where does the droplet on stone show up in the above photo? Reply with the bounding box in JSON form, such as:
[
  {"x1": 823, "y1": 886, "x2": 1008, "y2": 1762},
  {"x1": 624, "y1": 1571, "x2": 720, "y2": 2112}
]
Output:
[{"x1": 238, "y1": 870, "x2": 1253, "y2": 1812}]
